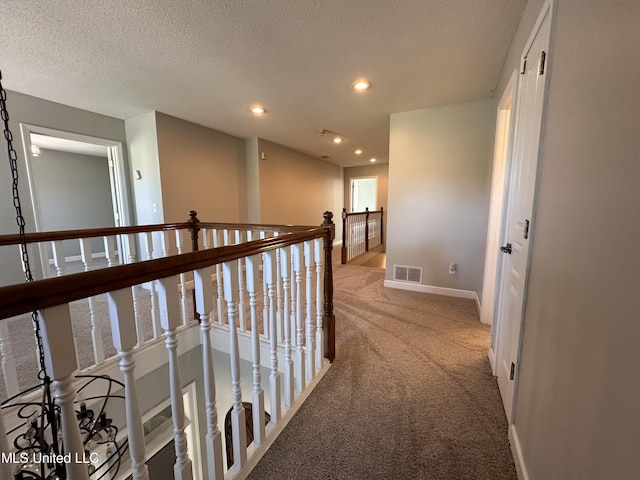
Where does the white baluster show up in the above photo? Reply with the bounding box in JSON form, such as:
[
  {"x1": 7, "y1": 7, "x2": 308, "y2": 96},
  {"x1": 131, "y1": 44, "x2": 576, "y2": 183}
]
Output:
[
  {"x1": 124, "y1": 234, "x2": 144, "y2": 346},
  {"x1": 175, "y1": 229, "x2": 190, "y2": 326},
  {"x1": 124, "y1": 233, "x2": 137, "y2": 264},
  {"x1": 201, "y1": 228, "x2": 210, "y2": 249},
  {"x1": 213, "y1": 229, "x2": 224, "y2": 326},
  {"x1": 80, "y1": 238, "x2": 104, "y2": 365},
  {"x1": 160, "y1": 231, "x2": 170, "y2": 258},
  {"x1": 51, "y1": 240, "x2": 66, "y2": 276},
  {"x1": 263, "y1": 250, "x2": 281, "y2": 423},
  {"x1": 315, "y1": 238, "x2": 324, "y2": 366},
  {"x1": 194, "y1": 268, "x2": 224, "y2": 480},
  {"x1": 38, "y1": 304, "x2": 89, "y2": 480},
  {"x1": 0, "y1": 321, "x2": 19, "y2": 395},
  {"x1": 107, "y1": 289, "x2": 149, "y2": 480},
  {"x1": 290, "y1": 248, "x2": 296, "y2": 355},
  {"x1": 157, "y1": 276, "x2": 193, "y2": 480},
  {"x1": 260, "y1": 231, "x2": 269, "y2": 339},
  {"x1": 235, "y1": 230, "x2": 246, "y2": 332},
  {"x1": 275, "y1": 234, "x2": 283, "y2": 342},
  {"x1": 245, "y1": 253, "x2": 265, "y2": 445},
  {"x1": 104, "y1": 236, "x2": 117, "y2": 267},
  {"x1": 292, "y1": 244, "x2": 305, "y2": 393},
  {"x1": 280, "y1": 246, "x2": 294, "y2": 407},
  {"x1": 144, "y1": 232, "x2": 161, "y2": 338},
  {"x1": 223, "y1": 260, "x2": 248, "y2": 468},
  {"x1": 304, "y1": 240, "x2": 315, "y2": 380}
]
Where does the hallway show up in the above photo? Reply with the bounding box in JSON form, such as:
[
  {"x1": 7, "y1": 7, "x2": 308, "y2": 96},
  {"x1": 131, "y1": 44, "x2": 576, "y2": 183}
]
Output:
[{"x1": 248, "y1": 263, "x2": 515, "y2": 479}]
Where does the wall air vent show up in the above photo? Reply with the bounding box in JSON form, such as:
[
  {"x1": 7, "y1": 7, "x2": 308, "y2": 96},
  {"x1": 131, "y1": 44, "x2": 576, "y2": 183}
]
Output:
[{"x1": 393, "y1": 264, "x2": 422, "y2": 284}]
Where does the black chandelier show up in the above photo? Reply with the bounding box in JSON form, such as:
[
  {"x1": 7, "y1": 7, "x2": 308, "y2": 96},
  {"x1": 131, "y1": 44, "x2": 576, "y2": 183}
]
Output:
[{"x1": 1, "y1": 71, "x2": 128, "y2": 479}]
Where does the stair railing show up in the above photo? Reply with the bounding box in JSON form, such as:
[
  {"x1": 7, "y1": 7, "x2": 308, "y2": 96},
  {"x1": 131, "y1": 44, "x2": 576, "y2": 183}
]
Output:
[
  {"x1": 341, "y1": 207, "x2": 384, "y2": 264},
  {"x1": 0, "y1": 210, "x2": 335, "y2": 480}
]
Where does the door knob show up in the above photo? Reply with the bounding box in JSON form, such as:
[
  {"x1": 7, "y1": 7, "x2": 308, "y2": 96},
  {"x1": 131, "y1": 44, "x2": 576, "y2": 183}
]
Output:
[{"x1": 500, "y1": 243, "x2": 512, "y2": 254}]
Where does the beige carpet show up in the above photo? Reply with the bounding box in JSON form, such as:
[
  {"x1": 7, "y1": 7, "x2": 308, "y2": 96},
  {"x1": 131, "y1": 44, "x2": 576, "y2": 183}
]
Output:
[{"x1": 248, "y1": 263, "x2": 517, "y2": 480}]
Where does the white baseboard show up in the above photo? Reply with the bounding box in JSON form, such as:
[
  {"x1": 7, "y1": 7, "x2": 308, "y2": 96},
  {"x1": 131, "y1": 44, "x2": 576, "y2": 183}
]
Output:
[
  {"x1": 509, "y1": 424, "x2": 530, "y2": 480},
  {"x1": 474, "y1": 292, "x2": 481, "y2": 316},
  {"x1": 384, "y1": 280, "x2": 478, "y2": 301}
]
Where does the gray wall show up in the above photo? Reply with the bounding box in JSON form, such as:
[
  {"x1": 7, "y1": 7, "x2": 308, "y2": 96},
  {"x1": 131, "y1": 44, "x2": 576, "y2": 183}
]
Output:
[
  {"x1": 386, "y1": 99, "x2": 495, "y2": 294},
  {"x1": 156, "y1": 112, "x2": 247, "y2": 224},
  {"x1": 245, "y1": 137, "x2": 261, "y2": 224},
  {"x1": 257, "y1": 139, "x2": 343, "y2": 231},
  {"x1": 125, "y1": 112, "x2": 164, "y2": 229},
  {"x1": 499, "y1": 0, "x2": 640, "y2": 478},
  {"x1": 0, "y1": 91, "x2": 128, "y2": 285}
]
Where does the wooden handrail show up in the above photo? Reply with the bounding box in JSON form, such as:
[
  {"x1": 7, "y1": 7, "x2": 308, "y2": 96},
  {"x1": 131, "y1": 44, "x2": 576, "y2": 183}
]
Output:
[
  {"x1": 0, "y1": 227, "x2": 327, "y2": 321},
  {"x1": 0, "y1": 222, "x2": 190, "y2": 247},
  {"x1": 0, "y1": 210, "x2": 337, "y2": 362},
  {"x1": 341, "y1": 209, "x2": 383, "y2": 218},
  {"x1": 0, "y1": 219, "x2": 319, "y2": 248}
]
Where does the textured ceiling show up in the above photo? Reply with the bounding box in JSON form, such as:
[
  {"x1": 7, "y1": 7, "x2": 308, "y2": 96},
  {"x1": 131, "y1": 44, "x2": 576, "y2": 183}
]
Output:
[{"x1": 1, "y1": 1, "x2": 526, "y2": 167}]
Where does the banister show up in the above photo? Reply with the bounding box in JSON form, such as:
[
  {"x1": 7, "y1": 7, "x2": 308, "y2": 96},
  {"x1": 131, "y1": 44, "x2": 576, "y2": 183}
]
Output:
[
  {"x1": 0, "y1": 227, "x2": 328, "y2": 321},
  {"x1": 341, "y1": 207, "x2": 384, "y2": 264},
  {"x1": 322, "y1": 211, "x2": 335, "y2": 362},
  {"x1": 341, "y1": 209, "x2": 383, "y2": 218},
  {"x1": 0, "y1": 219, "x2": 320, "y2": 248},
  {"x1": 0, "y1": 222, "x2": 191, "y2": 246}
]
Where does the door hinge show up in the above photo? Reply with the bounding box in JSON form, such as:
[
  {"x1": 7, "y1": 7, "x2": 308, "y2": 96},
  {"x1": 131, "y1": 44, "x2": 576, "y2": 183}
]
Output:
[
  {"x1": 510, "y1": 362, "x2": 516, "y2": 380},
  {"x1": 520, "y1": 58, "x2": 527, "y2": 75},
  {"x1": 538, "y1": 51, "x2": 546, "y2": 75},
  {"x1": 523, "y1": 219, "x2": 530, "y2": 239}
]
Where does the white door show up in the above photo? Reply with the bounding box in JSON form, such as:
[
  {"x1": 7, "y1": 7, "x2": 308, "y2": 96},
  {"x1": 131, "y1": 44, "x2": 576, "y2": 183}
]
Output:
[{"x1": 495, "y1": 5, "x2": 551, "y2": 422}]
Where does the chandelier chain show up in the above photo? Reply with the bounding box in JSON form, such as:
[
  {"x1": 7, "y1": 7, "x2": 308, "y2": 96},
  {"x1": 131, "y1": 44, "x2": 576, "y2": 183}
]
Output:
[{"x1": 0, "y1": 70, "x2": 48, "y2": 383}]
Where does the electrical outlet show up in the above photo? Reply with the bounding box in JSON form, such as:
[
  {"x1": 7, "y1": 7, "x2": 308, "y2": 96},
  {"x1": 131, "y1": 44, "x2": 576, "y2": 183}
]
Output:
[{"x1": 448, "y1": 263, "x2": 457, "y2": 275}]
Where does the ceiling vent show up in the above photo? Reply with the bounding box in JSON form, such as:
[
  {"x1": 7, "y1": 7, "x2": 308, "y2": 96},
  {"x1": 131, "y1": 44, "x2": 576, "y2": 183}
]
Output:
[{"x1": 393, "y1": 265, "x2": 422, "y2": 284}]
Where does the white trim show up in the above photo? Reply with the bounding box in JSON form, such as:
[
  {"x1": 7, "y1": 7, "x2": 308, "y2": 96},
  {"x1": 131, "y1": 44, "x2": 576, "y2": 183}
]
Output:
[
  {"x1": 474, "y1": 291, "x2": 481, "y2": 317},
  {"x1": 509, "y1": 424, "x2": 530, "y2": 480},
  {"x1": 19, "y1": 123, "x2": 133, "y2": 271},
  {"x1": 384, "y1": 280, "x2": 477, "y2": 300}
]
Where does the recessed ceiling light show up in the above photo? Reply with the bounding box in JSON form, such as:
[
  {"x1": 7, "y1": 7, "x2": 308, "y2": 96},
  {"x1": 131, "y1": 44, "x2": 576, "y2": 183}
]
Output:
[
  {"x1": 352, "y1": 79, "x2": 371, "y2": 91},
  {"x1": 369, "y1": 158, "x2": 377, "y2": 163},
  {"x1": 333, "y1": 137, "x2": 343, "y2": 144},
  {"x1": 250, "y1": 105, "x2": 266, "y2": 114},
  {"x1": 354, "y1": 149, "x2": 363, "y2": 155}
]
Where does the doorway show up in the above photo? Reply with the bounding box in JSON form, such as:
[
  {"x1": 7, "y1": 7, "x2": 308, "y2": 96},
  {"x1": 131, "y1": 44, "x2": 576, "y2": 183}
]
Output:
[
  {"x1": 350, "y1": 176, "x2": 377, "y2": 212},
  {"x1": 485, "y1": 70, "x2": 518, "y2": 371},
  {"x1": 20, "y1": 124, "x2": 132, "y2": 276},
  {"x1": 492, "y1": 2, "x2": 553, "y2": 422}
]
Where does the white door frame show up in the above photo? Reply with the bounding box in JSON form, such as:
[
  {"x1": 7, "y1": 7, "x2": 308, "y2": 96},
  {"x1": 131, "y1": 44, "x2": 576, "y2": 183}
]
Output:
[
  {"x1": 485, "y1": 69, "x2": 519, "y2": 373},
  {"x1": 19, "y1": 123, "x2": 132, "y2": 275},
  {"x1": 491, "y1": 0, "x2": 554, "y2": 422}
]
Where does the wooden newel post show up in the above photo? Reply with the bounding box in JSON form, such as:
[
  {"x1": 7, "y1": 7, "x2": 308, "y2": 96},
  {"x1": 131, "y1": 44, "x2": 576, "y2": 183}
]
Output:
[
  {"x1": 322, "y1": 211, "x2": 336, "y2": 362},
  {"x1": 187, "y1": 210, "x2": 200, "y2": 253},
  {"x1": 380, "y1": 207, "x2": 384, "y2": 245},
  {"x1": 341, "y1": 208, "x2": 347, "y2": 265},
  {"x1": 187, "y1": 210, "x2": 201, "y2": 321},
  {"x1": 364, "y1": 207, "x2": 370, "y2": 253}
]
